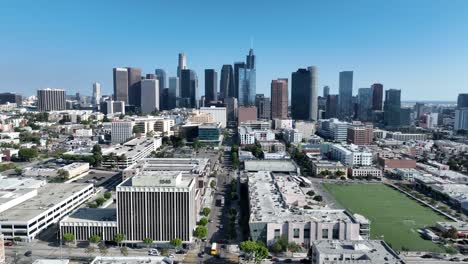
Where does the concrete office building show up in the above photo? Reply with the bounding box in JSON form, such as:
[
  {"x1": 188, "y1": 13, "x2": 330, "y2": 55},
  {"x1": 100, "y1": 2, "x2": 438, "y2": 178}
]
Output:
[
  {"x1": 102, "y1": 137, "x2": 162, "y2": 169},
  {"x1": 141, "y1": 79, "x2": 160, "y2": 114},
  {"x1": 127, "y1": 67, "x2": 142, "y2": 108},
  {"x1": 291, "y1": 67, "x2": 318, "y2": 121},
  {"x1": 238, "y1": 106, "x2": 257, "y2": 123},
  {"x1": 168, "y1": 77, "x2": 179, "y2": 109},
  {"x1": 111, "y1": 121, "x2": 134, "y2": 144},
  {"x1": 113, "y1": 68, "x2": 129, "y2": 104},
  {"x1": 255, "y1": 94, "x2": 271, "y2": 120},
  {"x1": 220, "y1": 64, "x2": 234, "y2": 100},
  {"x1": 180, "y1": 69, "x2": 198, "y2": 108},
  {"x1": 0, "y1": 177, "x2": 93, "y2": 242},
  {"x1": 338, "y1": 71, "x2": 353, "y2": 118},
  {"x1": 318, "y1": 119, "x2": 350, "y2": 142},
  {"x1": 204, "y1": 69, "x2": 218, "y2": 103},
  {"x1": 103, "y1": 100, "x2": 125, "y2": 115},
  {"x1": 0, "y1": 92, "x2": 22, "y2": 105},
  {"x1": 248, "y1": 171, "x2": 369, "y2": 246},
  {"x1": 271, "y1": 78, "x2": 288, "y2": 119},
  {"x1": 238, "y1": 126, "x2": 275, "y2": 145},
  {"x1": 224, "y1": 97, "x2": 238, "y2": 124},
  {"x1": 234, "y1": 62, "x2": 245, "y2": 99},
  {"x1": 92, "y1": 82, "x2": 101, "y2": 105},
  {"x1": 347, "y1": 125, "x2": 373, "y2": 145},
  {"x1": 117, "y1": 171, "x2": 196, "y2": 242},
  {"x1": 371, "y1": 83, "x2": 383, "y2": 111},
  {"x1": 330, "y1": 144, "x2": 373, "y2": 166},
  {"x1": 37, "y1": 88, "x2": 66, "y2": 112},
  {"x1": 295, "y1": 121, "x2": 316, "y2": 140},
  {"x1": 283, "y1": 129, "x2": 303, "y2": 144},
  {"x1": 200, "y1": 106, "x2": 227, "y2": 128}
]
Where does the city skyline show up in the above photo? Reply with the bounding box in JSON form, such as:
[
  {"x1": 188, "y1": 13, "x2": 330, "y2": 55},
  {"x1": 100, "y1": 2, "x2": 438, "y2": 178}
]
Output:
[{"x1": 0, "y1": 1, "x2": 467, "y2": 101}]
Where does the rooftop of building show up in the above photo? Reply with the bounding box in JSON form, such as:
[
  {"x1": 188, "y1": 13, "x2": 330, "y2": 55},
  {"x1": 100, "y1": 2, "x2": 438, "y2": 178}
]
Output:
[
  {"x1": 120, "y1": 171, "x2": 194, "y2": 189},
  {"x1": 0, "y1": 175, "x2": 46, "y2": 190},
  {"x1": 248, "y1": 171, "x2": 365, "y2": 224},
  {"x1": 437, "y1": 221, "x2": 468, "y2": 231},
  {"x1": 126, "y1": 158, "x2": 209, "y2": 175},
  {"x1": 0, "y1": 182, "x2": 92, "y2": 222},
  {"x1": 244, "y1": 160, "x2": 298, "y2": 173},
  {"x1": 61, "y1": 208, "x2": 116, "y2": 223},
  {"x1": 102, "y1": 137, "x2": 156, "y2": 157},
  {"x1": 312, "y1": 240, "x2": 404, "y2": 264},
  {"x1": 32, "y1": 260, "x2": 70, "y2": 264},
  {"x1": 90, "y1": 256, "x2": 173, "y2": 264},
  {"x1": 198, "y1": 122, "x2": 221, "y2": 129},
  {"x1": 432, "y1": 184, "x2": 468, "y2": 201},
  {"x1": 312, "y1": 160, "x2": 346, "y2": 168}
]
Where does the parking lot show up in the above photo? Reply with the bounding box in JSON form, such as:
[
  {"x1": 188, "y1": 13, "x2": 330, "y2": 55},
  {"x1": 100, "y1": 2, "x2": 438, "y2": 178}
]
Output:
[{"x1": 72, "y1": 169, "x2": 121, "y2": 191}]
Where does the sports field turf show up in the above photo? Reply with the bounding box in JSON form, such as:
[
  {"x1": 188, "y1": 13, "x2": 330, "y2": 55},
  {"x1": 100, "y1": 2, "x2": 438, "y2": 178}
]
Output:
[{"x1": 323, "y1": 183, "x2": 450, "y2": 252}]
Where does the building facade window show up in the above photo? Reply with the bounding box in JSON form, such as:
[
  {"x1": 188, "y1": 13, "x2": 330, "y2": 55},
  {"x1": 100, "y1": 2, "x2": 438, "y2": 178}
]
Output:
[
  {"x1": 322, "y1": 229, "x2": 329, "y2": 239},
  {"x1": 274, "y1": 229, "x2": 281, "y2": 239},
  {"x1": 293, "y1": 228, "x2": 300, "y2": 238},
  {"x1": 304, "y1": 228, "x2": 310, "y2": 239}
]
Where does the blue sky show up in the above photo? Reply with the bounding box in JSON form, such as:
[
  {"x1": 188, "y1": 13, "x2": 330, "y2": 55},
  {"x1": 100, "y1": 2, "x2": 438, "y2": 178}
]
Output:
[{"x1": 0, "y1": 0, "x2": 467, "y2": 100}]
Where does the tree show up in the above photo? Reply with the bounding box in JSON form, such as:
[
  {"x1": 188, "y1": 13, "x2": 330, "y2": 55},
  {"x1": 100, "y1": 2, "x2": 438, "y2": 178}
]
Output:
[
  {"x1": 14, "y1": 167, "x2": 22, "y2": 175},
  {"x1": 193, "y1": 139, "x2": 202, "y2": 151},
  {"x1": 170, "y1": 238, "x2": 182, "y2": 248},
  {"x1": 114, "y1": 233, "x2": 125, "y2": 247},
  {"x1": 199, "y1": 217, "x2": 208, "y2": 226},
  {"x1": 240, "y1": 241, "x2": 258, "y2": 260},
  {"x1": 57, "y1": 169, "x2": 70, "y2": 179},
  {"x1": 143, "y1": 237, "x2": 153, "y2": 248},
  {"x1": 133, "y1": 126, "x2": 141, "y2": 134},
  {"x1": 18, "y1": 148, "x2": 38, "y2": 161},
  {"x1": 63, "y1": 233, "x2": 75, "y2": 246},
  {"x1": 313, "y1": 195, "x2": 323, "y2": 202},
  {"x1": 102, "y1": 116, "x2": 110, "y2": 122},
  {"x1": 194, "y1": 226, "x2": 208, "y2": 238},
  {"x1": 202, "y1": 207, "x2": 211, "y2": 216},
  {"x1": 95, "y1": 197, "x2": 106, "y2": 207},
  {"x1": 92, "y1": 144, "x2": 102, "y2": 167},
  {"x1": 89, "y1": 235, "x2": 101, "y2": 246},
  {"x1": 335, "y1": 170, "x2": 345, "y2": 177},
  {"x1": 270, "y1": 236, "x2": 289, "y2": 253},
  {"x1": 103, "y1": 192, "x2": 112, "y2": 200},
  {"x1": 306, "y1": 190, "x2": 315, "y2": 196},
  {"x1": 444, "y1": 227, "x2": 458, "y2": 239},
  {"x1": 210, "y1": 180, "x2": 216, "y2": 189}
]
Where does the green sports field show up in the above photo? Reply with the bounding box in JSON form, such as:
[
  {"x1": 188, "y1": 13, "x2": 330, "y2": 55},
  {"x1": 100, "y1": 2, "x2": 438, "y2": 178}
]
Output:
[{"x1": 323, "y1": 183, "x2": 450, "y2": 252}]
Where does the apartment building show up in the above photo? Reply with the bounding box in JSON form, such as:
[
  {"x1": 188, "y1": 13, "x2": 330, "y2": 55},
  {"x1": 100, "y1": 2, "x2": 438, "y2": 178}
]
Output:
[{"x1": 330, "y1": 144, "x2": 372, "y2": 166}]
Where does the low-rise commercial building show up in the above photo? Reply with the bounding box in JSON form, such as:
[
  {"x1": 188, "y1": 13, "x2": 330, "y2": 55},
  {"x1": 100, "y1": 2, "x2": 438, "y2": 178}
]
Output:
[
  {"x1": 199, "y1": 106, "x2": 227, "y2": 128},
  {"x1": 378, "y1": 157, "x2": 416, "y2": 169},
  {"x1": 349, "y1": 167, "x2": 383, "y2": 179},
  {"x1": 311, "y1": 240, "x2": 405, "y2": 264},
  {"x1": 330, "y1": 144, "x2": 372, "y2": 166},
  {"x1": 102, "y1": 137, "x2": 162, "y2": 169},
  {"x1": 238, "y1": 126, "x2": 275, "y2": 145},
  {"x1": 0, "y1": 177, "x2": 93, "y2": 242},
  {"x1": 295, "y1": 121, "x2": 316, "y2": 140},
  {"x1": 311, "y1": 160, "x2": 347, "y2": 177},
  {"x1": 259, "y1": 141, "x2": 286, "y2": 153},
  {"x1": 198, "y1": 123, "x2": 221, "y2": 145},
  {"x1": 347, "y1": 125, "x2": 373, "y2": 145}
]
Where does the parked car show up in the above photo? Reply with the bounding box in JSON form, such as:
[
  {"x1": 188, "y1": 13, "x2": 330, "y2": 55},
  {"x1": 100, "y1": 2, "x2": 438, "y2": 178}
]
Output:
[{"x1": 24, "y1": 251, "x2": 32, "y2": 257}]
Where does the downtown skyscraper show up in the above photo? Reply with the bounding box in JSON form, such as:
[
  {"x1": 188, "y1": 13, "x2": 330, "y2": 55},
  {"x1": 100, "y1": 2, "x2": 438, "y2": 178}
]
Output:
[
  {"x1": 238, "y1": 49, "x2": 256, "y2": 106},
  {"x1": 127, "y1": 67, "x2": 142, "y2": 108},
  {"x1": 291, "y1": 66, "x2": 318, "y2": 121},
  {"x1": 180, "y1": 69, "x2": 198, "y2": 108},
  {"x1": 219, "y1": 64, "x2": 234, "y2": 100},
  {"x1": 204, "y1": 69, "x2": 218, "y2": 103},
  {"x1": 371, "y1": 83, "x2": 384, "y2": 111},
  {"x1": 92, "y1": 82, "x2": 101, "y2": 105},
  {"x1": 177, "y1": 53, "x2": 187, "y2": 78},
  {"x1": 155, "y1": 69, "x2": 167, "y2": 110},
  {"x1": 383, "y1": 89, "x2": 402, "y2": 128},
  {"x1": 338, "y1": 71, "x2": 353, "y2": 119},
  {"x1": 37, "y1": 88, "x2": 66, "y2": 112},
  {"x1": 113, "y1": 68, "x2": 129, "y2": 104},
  {"x1": 271, "y1": 78, "x2": 288, "y2": 119}
]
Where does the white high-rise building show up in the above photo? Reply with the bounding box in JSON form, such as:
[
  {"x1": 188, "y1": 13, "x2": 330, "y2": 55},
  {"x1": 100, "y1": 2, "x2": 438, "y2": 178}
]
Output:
[
  {"x1": 111, "y1": 121, "x2": 134, "y2": 144},
  {"x1": 200, "y1": 106, "x2": 227, "y2": 128},
  {"x1": 92, "y1": 82, "x2": 101, "y2": 105},
  {"x1": 141, "y1": 79, "x2": 159, "y2": 114}
]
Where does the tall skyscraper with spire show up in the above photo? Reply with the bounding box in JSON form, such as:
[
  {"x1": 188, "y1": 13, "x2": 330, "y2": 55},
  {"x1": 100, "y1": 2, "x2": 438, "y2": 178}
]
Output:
[{"x1": 238, "y1": 49, "x2": 256, "y2": 106}]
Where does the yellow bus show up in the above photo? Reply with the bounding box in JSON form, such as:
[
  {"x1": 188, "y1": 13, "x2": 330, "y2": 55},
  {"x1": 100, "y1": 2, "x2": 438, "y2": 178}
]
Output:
[{"x1": 210, "y1": 242, "x2": 217, "y2": 255}]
